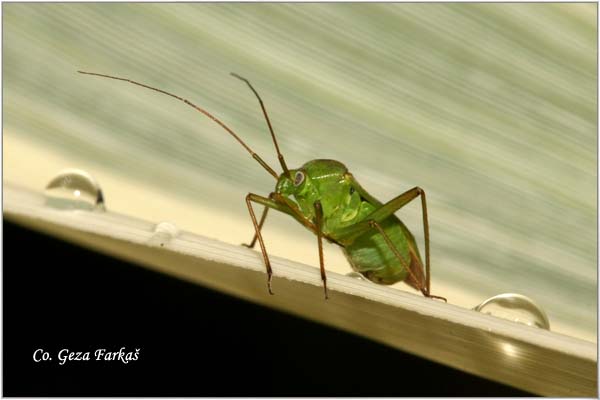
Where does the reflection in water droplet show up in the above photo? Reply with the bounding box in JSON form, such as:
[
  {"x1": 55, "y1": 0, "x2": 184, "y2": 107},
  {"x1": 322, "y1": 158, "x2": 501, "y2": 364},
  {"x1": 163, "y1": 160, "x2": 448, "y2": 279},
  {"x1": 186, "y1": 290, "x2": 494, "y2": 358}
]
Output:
[
  {"x1": 346, "y1": 272, "x2": 365, "y2": 281},
  {"x1": 474, "y1": 293, "x2": 550, "y2": 330},
  {"x1": 45, "y1": 169, "x2": 105, "y2": 211},
  {"x1": 502, "y1": 342, "x2": 519, "y2": 357},
  {"x1": 148, "y1": 222, "x2": 179, "y2": 247}
]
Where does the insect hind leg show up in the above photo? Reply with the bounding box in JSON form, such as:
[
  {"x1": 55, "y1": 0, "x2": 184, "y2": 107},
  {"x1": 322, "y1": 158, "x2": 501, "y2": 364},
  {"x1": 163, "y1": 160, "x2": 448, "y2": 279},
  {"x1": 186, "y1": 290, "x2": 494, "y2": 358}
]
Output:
[{"x1": 367, "y1": 220, "x2": 446, "y2": 302}]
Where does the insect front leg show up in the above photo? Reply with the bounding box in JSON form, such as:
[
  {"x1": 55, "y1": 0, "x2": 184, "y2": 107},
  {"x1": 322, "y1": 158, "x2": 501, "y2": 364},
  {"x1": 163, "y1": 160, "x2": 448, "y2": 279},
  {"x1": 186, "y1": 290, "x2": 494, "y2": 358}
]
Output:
[
  {"x1": 245, "y1": 193, "x2": 296, "y2": 295},
  {"x1": 314, "y1": 201, "x2": 328, "y2": 299},
  {"x1": 244, "y1": 192, "x2": 314, "y2": 248},
  {"x1": 242, "y1": 204, "x2": 270, "y2": 249}
]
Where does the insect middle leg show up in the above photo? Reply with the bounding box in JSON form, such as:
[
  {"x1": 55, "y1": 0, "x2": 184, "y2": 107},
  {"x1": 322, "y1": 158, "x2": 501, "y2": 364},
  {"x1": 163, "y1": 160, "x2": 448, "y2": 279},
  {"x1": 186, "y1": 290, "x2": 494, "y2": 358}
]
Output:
[{"x1": 314, "y1": 201, "x2": 328, "y2": 299}]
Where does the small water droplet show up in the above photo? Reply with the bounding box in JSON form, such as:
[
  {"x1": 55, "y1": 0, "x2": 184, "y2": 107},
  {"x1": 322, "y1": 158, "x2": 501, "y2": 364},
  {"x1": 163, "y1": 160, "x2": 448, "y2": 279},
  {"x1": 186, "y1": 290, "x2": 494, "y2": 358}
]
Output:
[
  {"x1": 45, "y1": 169, "x2": 105, "y2": 211},
  {"x1": 148, "y1": 222, "x2": 179, "y2": 247},
  {"x1": 346, "y1": 272, "x2": 366, "y2": 281},
  {"x1": 473, "y1": 293, "x2": 550, "y2": 330}
]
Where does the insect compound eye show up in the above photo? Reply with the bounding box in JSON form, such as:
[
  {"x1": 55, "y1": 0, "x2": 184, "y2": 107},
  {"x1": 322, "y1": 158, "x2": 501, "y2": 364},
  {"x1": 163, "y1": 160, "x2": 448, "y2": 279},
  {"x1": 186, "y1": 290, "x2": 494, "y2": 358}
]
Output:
[
  {"x1": 294, "y1": 171, "x2": 305, "y2": 187},
  {"x1": 349, "y1": 187, "x2": 355, "y2": 195}
]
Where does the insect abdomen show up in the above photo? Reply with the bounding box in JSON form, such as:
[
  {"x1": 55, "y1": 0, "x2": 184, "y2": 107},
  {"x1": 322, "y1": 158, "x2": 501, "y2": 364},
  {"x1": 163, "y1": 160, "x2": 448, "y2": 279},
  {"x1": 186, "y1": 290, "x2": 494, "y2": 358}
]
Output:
[{"x1": 342, "y1": 216, "x2": 424, "y2": 286}]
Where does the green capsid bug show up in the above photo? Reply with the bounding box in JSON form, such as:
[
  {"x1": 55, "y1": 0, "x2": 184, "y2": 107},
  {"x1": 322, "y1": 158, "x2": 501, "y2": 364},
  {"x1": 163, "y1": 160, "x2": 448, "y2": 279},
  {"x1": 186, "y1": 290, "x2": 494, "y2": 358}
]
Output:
[{"x1": 78, "y1": 70, "x2": 446, "y2": 302}]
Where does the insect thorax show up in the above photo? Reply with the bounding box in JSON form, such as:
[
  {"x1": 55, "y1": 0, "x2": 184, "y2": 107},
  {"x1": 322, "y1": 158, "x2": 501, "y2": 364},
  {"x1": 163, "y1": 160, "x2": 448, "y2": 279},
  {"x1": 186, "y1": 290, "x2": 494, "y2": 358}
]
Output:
[{"x1": 276, "y1": 159, "x2": 376, "y2": 235}]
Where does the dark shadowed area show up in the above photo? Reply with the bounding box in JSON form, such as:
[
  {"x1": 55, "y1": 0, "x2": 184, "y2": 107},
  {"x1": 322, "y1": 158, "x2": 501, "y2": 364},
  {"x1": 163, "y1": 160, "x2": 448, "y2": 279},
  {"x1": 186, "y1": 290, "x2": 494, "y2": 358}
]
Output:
[{"x1": 3, "y1": 220, "x2": 532, "y2": 396}]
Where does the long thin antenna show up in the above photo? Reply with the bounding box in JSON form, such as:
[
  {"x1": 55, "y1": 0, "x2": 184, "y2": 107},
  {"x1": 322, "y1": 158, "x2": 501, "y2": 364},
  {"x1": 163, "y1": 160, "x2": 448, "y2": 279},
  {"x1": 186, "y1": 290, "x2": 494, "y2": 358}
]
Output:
[
  {"x1": 77, "y1": 70, "x2": 279, "y2": 180},
  {"x1": 230, "y1": 73, "x2": 291, "y2": 178}
]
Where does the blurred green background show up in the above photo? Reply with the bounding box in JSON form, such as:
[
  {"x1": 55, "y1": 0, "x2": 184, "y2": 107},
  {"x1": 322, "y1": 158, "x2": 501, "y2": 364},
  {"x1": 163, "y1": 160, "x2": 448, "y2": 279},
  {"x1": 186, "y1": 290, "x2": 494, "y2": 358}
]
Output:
[{"x1": 3, "y1": 3, "x2": 597, "y2": 341}]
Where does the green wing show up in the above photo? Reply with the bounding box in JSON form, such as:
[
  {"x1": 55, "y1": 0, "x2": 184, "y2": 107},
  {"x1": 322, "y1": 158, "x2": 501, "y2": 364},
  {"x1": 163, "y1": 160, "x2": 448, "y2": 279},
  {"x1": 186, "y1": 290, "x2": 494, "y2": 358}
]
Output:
[{"x1": 345, "y1": 173, "x2": 382, "y2": 208}]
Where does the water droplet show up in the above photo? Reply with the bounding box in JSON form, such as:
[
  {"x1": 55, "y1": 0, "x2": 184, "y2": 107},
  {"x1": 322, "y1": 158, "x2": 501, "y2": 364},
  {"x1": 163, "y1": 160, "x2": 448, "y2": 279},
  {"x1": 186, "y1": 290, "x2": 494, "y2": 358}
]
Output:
[
  {"x1": 45, "y1": 169, "x2": 105, "y2": 211},
  {"x1": 148, "y1": 222, "x2": 179, "y2": 247},
  {"x1": 346, "y1": 272, "x2": 366, "y2": 281},
  {"x1": 473, "y1": 293, "x2": 550, "y2": 330}
]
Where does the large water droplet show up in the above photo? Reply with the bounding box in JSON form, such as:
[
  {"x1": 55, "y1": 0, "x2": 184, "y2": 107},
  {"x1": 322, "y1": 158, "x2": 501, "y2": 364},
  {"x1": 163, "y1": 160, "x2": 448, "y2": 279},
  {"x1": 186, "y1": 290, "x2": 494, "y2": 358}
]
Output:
[
  {"x1": 346, "y1": 272, "x2": 366, "y2": 281},
  {"x1": 474, "y1": 293, "x2": 550, "y2": 330},
  {"x1": 148, "y1": 222, "x2": 179, "y2": 247},
  {"x1": 45, "y1": 169, "x2": 105, "y2": 211}
]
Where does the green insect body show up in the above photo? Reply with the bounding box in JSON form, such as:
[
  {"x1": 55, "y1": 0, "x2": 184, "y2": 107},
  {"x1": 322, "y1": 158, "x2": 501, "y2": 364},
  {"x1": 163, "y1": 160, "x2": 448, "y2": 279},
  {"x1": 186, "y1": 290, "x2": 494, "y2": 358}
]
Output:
[
  {"x1": 344, "y1": 218, "x2": 422, "y2": 285},
  {"x1": 276, "y1": 159, "x2": 425, "y2": 289},
  {"x1": 78, "y1": 70, "x2": 445, "y2": 302}
]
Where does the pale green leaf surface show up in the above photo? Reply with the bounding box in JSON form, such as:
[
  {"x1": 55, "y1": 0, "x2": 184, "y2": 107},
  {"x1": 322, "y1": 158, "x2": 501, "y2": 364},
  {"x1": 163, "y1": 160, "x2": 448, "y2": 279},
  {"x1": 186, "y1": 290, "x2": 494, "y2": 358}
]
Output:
[{"x1": 3, "y1": 3, "x2": 596, "y2": 342}]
